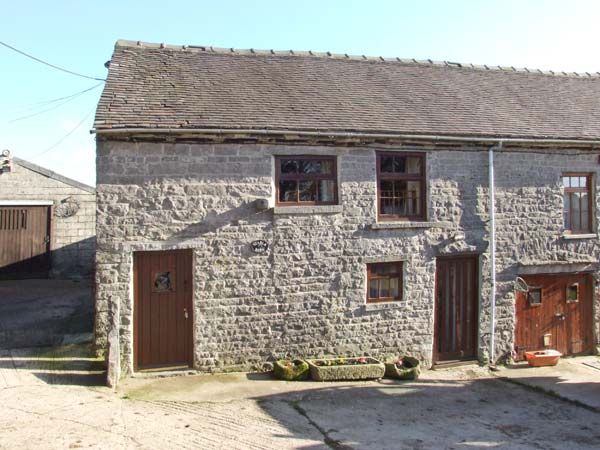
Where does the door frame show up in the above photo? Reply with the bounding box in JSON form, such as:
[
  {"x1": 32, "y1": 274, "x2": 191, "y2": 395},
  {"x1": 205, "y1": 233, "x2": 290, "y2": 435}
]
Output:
[
  {"x1": 433, "y1": 252, "x2": 481, "y2": 364},
  {"x1": 132, "y1": 249, "x2": 194, "y2": 371}
]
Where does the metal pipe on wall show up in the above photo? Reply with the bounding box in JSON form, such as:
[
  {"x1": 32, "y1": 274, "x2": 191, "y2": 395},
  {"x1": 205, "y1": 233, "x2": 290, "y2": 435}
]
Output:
[{"x1": 489, "y1": 141, "x2": 503, "y2": 365}]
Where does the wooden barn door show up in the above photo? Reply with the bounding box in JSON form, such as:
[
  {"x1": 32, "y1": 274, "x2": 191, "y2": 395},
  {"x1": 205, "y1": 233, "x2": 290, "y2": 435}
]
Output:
[
  {"x1": 0, "y1": 206, "x2": 51, "y2": 279},
  {"x1": 434, "y1": 255, "x2": 479, "y2": 363},
  {"x1": 515, "y1": 274, "x2": 594, "y2": 360},
  {"x1": 134, "y1": 250, "x2": 193, "y2": 370}
]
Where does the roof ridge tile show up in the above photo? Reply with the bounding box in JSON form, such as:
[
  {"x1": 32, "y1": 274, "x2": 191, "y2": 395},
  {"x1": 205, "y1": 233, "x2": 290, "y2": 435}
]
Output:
[{"x1": 112, "y1": 39, "x2": 598, "y2": 78}]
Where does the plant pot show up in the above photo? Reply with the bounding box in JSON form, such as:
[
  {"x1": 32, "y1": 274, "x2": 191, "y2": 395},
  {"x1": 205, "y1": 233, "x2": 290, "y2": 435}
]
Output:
[
  {"x1": 273, "y1": 359, "x2": 310, "y2": 381},
  {"x1": 306, "y1": 357, "x2": 385, "y2": 381},
  {"x1": 384, "y1": 356, "x2": 421, "y2": 380},
  {"x1": 525, "y1": 350, "x2": 562, "y2": 367}
]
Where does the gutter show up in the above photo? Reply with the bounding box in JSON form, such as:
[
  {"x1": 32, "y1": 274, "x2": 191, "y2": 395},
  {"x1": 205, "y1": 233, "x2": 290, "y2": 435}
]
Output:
[
  {"x1": 92, "y1": 128, "x2": 600, "y2": 146},
  {"x1": 488, "y1": 141, "x2": 502, "y2": 366}
]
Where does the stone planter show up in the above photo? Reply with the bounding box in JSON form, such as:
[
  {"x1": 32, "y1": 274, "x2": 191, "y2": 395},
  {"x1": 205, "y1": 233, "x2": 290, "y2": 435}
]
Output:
[
  {"x1": 307, "y1": 357, "x2": 385, "y2": 381},
  {"x1": 273, "y1": 359, "x2": 310, "y2": 381},
  {"x1": 384, "y1": 356, "x2": 421, "y2": 380}
]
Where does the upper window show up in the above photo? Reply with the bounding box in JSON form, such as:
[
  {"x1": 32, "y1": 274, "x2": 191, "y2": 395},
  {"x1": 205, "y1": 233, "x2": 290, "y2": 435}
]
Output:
[
  {"x1": 367, "y1": 262, "x2": 403, "y2": 303},
  {"x1": 377, "y1": 153, "x2": 425, "y2": 221},
  {"x1": 275, "y1": 156, "x2": 337, "y2": 206},
  {"x1": 562, "y1": 174, "x2": 592, "y2": 234}
]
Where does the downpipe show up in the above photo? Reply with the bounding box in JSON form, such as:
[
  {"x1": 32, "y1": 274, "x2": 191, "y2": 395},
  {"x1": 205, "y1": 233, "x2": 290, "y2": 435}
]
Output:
[{"x1": 489, "y1": 141, "x2": 503, "y2": 366}]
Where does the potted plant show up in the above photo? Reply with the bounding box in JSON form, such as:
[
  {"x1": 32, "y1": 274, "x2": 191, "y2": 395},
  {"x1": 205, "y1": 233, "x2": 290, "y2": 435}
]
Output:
[
  {"x1": 273, "y1": 359, "x2": 310, "y2": 381},
  {"x1": 384, "y1": 356, "x2": 421, "y2": 380},
  {"x1": 306, "y1": 357, "x2": 385, "y2": 381}
]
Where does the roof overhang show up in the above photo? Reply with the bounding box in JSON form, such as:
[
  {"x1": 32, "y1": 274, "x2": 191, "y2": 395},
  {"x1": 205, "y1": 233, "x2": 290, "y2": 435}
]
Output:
[{"x1": 92, "y1": 127, "x2": 600, "y2": 149}]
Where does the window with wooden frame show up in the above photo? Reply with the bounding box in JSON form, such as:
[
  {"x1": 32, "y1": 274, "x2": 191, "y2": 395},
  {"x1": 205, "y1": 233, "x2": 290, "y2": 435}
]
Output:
[
  {"x1": 367, "y1": 262, "x2": 403, "y2": 303},
  {"x1": 275, "y1": 156, "x2": 337, "y2": 206},
  {"x1": 562, "y1": 173, "x2": 592, "y2": 234},
  {"x1": 377, "y1": 152, "x2": 425, "y2": 221}
]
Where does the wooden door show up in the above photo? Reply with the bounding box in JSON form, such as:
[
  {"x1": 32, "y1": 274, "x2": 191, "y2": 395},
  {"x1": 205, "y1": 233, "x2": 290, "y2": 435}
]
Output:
[
  {"x1": 515, "y1": 274, "x2": 594, "y2": 359},
  {"x1": 0, "y1": 206, "x2": 51, "y2": 279},
  {"x1": 134, "y1": 250, "x2": 193, "y2": 370},
  {"x1": 434, "y1": 255, "x2": 479, "y2": 363}
]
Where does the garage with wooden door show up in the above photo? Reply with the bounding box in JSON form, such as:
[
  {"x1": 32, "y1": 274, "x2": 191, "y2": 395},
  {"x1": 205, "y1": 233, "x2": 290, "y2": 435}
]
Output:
[
  {"x1": 515, "y1": 273, "x2": 595, "y2": 360},
  {"x1": 0, "y1": 205, "x2": 51, "y2": 279}
]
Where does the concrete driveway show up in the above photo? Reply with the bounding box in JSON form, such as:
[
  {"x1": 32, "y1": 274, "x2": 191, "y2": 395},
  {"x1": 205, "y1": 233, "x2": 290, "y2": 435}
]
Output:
[
  {"x1": 0, "y1": 279, "x2": 93, "y2": 348},
  {"x1": 2, "y1": 344, "x2": 600, "y2": 450}
]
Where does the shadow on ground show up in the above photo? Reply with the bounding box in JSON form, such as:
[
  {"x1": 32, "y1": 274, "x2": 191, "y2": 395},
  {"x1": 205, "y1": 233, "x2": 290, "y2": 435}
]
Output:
[
  {"x1": 0, "y1": 279, "x2": 94, "y2": 349},
  {"x1": 0, "y1": 342, "x2": 106, "y2": 386},
  {"x1": 251, "y1": 378, "x2": 600, "y2": 450}
]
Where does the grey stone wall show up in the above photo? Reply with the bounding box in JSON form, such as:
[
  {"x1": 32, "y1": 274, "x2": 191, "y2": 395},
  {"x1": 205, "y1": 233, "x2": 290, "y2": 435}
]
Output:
[
  {"x1": 95, "y1": 140, "x2": 600, "y2": 383},
  {"x1": 0, "y1": 161, "x2": 96, "y2": 278}
]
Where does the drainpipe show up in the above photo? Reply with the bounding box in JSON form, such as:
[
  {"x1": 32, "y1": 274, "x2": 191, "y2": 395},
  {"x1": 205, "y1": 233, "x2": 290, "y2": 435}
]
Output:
[{"x1": 489, "y1": 141, "x2": 502, "y2": 365}]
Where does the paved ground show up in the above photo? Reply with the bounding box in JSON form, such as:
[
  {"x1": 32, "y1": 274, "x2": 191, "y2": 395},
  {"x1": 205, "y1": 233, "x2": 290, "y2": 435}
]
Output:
[
  {"x1": 496, "y1": 355, "x2": 600, "y2": 410},
  {"x1": 2, "y1": 343, "x2": 600, "y2": 450},
  {"x1": 0, "y1": 279, "x2": 93, "y2": 348}
]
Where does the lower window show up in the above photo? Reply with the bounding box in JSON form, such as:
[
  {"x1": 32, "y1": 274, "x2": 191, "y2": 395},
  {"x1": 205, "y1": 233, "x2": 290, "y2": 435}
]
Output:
[{"x1": 367, "y1": 262, "x2": 403, "y2": 303}]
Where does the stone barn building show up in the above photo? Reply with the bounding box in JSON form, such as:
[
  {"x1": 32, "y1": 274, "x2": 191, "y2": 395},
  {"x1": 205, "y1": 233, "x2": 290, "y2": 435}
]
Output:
[
  {"x1": 0, "y1": 153, "x2": 95, "y2": 279},
  {"x1": 94, "y1": 40, "x2": 600, "y2": 386}
]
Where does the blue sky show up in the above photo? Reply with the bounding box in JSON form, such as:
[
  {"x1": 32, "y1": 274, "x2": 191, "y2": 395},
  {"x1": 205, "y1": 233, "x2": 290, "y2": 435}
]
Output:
[{"x1": 2, "y1": 0, "x2": 599, "y2": 185}]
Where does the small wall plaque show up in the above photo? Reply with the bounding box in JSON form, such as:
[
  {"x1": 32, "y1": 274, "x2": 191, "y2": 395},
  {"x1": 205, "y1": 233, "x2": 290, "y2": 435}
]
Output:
[{"x1": 251, "y1": 240, "x2": 268, "y2": 254}]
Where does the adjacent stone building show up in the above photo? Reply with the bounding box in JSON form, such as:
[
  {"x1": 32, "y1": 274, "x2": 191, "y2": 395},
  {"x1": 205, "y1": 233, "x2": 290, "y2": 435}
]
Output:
[
  {"x1": 0, "y1": 154, "x2": 96, "y2": 279},
  {"x1": 94, "y1": 40, "x2": 600, "y2": 386}
]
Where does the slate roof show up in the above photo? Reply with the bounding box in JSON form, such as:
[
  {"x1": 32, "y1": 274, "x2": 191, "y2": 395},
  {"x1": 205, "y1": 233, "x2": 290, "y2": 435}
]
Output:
[{"x1": 94, "y1": 40, "x2": 600, "y2": 141}]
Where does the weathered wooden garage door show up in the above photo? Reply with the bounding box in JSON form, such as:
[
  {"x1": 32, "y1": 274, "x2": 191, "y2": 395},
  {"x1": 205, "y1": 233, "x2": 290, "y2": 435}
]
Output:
[
  {"x1": 434, "y1": 255, "x2": 479, "y2": 363},
  {"x1": 134, "y1": 250, "x2": 193, "y2": 370},
  {"x1": 0, "y1": 206, "x2": 51, "y2": 279},
  {"x1": 515, "y1": 274, "x2": 594, "y2": 360}
]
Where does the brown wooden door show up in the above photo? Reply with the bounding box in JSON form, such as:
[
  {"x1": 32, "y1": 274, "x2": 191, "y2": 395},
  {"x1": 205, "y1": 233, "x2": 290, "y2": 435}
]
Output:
[
  {"x1": 515, "y1": 274, "x2": 594, "y2": 360},
  {"x1": 434, "y1": 255, "x2": 479, "y2": 363},
  {"x1": 134, "y1": 250, "x2": 193, "y2": 370},
  {"x1": 0, "y1": 206, "x2": 51, "y2": 279}
]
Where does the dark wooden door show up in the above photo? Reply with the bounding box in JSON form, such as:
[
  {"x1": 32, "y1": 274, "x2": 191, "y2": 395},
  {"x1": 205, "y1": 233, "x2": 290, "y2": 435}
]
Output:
[
  {"x1": 515, "y1": 274, "x2": 594, "y2": 360},
  {"x1": 134, "y1": 250, "x2": 193, "y2": 370},
  {"x1": 434, "y1": 255, "x2": 479, "y2": 363},
  {"x1": 0, "y1": 206, "x2": 51, "y2": 279}
]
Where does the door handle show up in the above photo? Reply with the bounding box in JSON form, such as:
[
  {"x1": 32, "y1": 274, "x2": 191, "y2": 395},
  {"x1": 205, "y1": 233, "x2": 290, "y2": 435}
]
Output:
[
  {"x1": 184, "y1": 308, "x2": 189, "y2": 320},
  {"x1": 554, "y1": 313, "x2": 565, "y2": 320}
]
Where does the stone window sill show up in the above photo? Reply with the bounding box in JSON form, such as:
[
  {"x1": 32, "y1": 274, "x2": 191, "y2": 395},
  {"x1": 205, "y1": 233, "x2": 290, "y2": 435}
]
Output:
[
  {"x1": 363, "y1": 301, "x2": 404, "y2": 311},
  {"x1": 273, "y1": 205, "x2": 343, "y2": 215},
  {"x1": 371, "y1": 221, "x2": 450, "y2": 230},
  {"x1": 562, "y1": 233, "x2": 597, "y2": 240}
]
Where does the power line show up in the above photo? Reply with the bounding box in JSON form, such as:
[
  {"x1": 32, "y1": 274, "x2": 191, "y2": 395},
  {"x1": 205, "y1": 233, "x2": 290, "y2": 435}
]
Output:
[
  {"x1": 5, "y1": 82, "x2": 104, "y2": 112},
  {"x1": 0, "y1": 41, "x2": 105, "y2": 81},
  {"x1": 7, "y1": 82, "x2": 103, "y2": 123},
  {"x1": 31, "y1": 106, "x2": 96, "y2": 158}
]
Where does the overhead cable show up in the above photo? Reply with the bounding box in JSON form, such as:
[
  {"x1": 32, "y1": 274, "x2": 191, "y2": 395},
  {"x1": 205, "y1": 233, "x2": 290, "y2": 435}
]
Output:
[{"x1": 0, "y1": 41, "x2": 105, "y2": 81}]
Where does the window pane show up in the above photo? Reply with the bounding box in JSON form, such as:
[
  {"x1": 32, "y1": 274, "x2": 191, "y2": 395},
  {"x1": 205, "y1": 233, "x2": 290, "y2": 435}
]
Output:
[
  {"x1": 369, "y1": 279, "x2": 378, "y2": 299},
  {"x1": 563, "y1": 176, "x2": 570, "y2": 188},
  {"x1": 564, "y1": 194, "x2": 571, "y2": 229},
  {"x1": 380, "y1": 156, "x2": 394, "y2": 172},
  {"x1": 279, "y1": 180, "x2": 297, "y2": 202},
  {"x1": 281, "y1": 160, "x2": 298, "y2": 174},
  {"x1": 393, "y1": 156, "x2": 406, "y2": 173},
  {"x1": 300, "y1": 160, "x2": 321, "y2": 174},
  {"x1": 567, "y1": 284, "x2": 579, "y2": 302},
  {"x1": 299, "y1": 180, "x2": 317, "y2": 201},
  {"x1": 571, "y1": 177, "x2": 580, "y2": 188},
  {"x1": 379, "y1": 279, "x2": 389, "y2": 297},
  {"x1": 406, "y1": 156, "x2": 422, "y2": 174},
  {"x1": 320, "y1": 160, "x2": 333, "y2": 175},
  {"x1": 390, "y1": 278, "x2": 399, "y2": 298},
  {"x1": 407, "y1": 181, "x2": 421, "y2": 216},
  {"x1": 572, "y1": 193, "x2": 581, "y2": 230},
  {"x1": 580, "y1": 176, "x2": 587, "y2": 188},
  {"x1": 318, "y1": 180, "x2": 336, "y2": 202}
]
